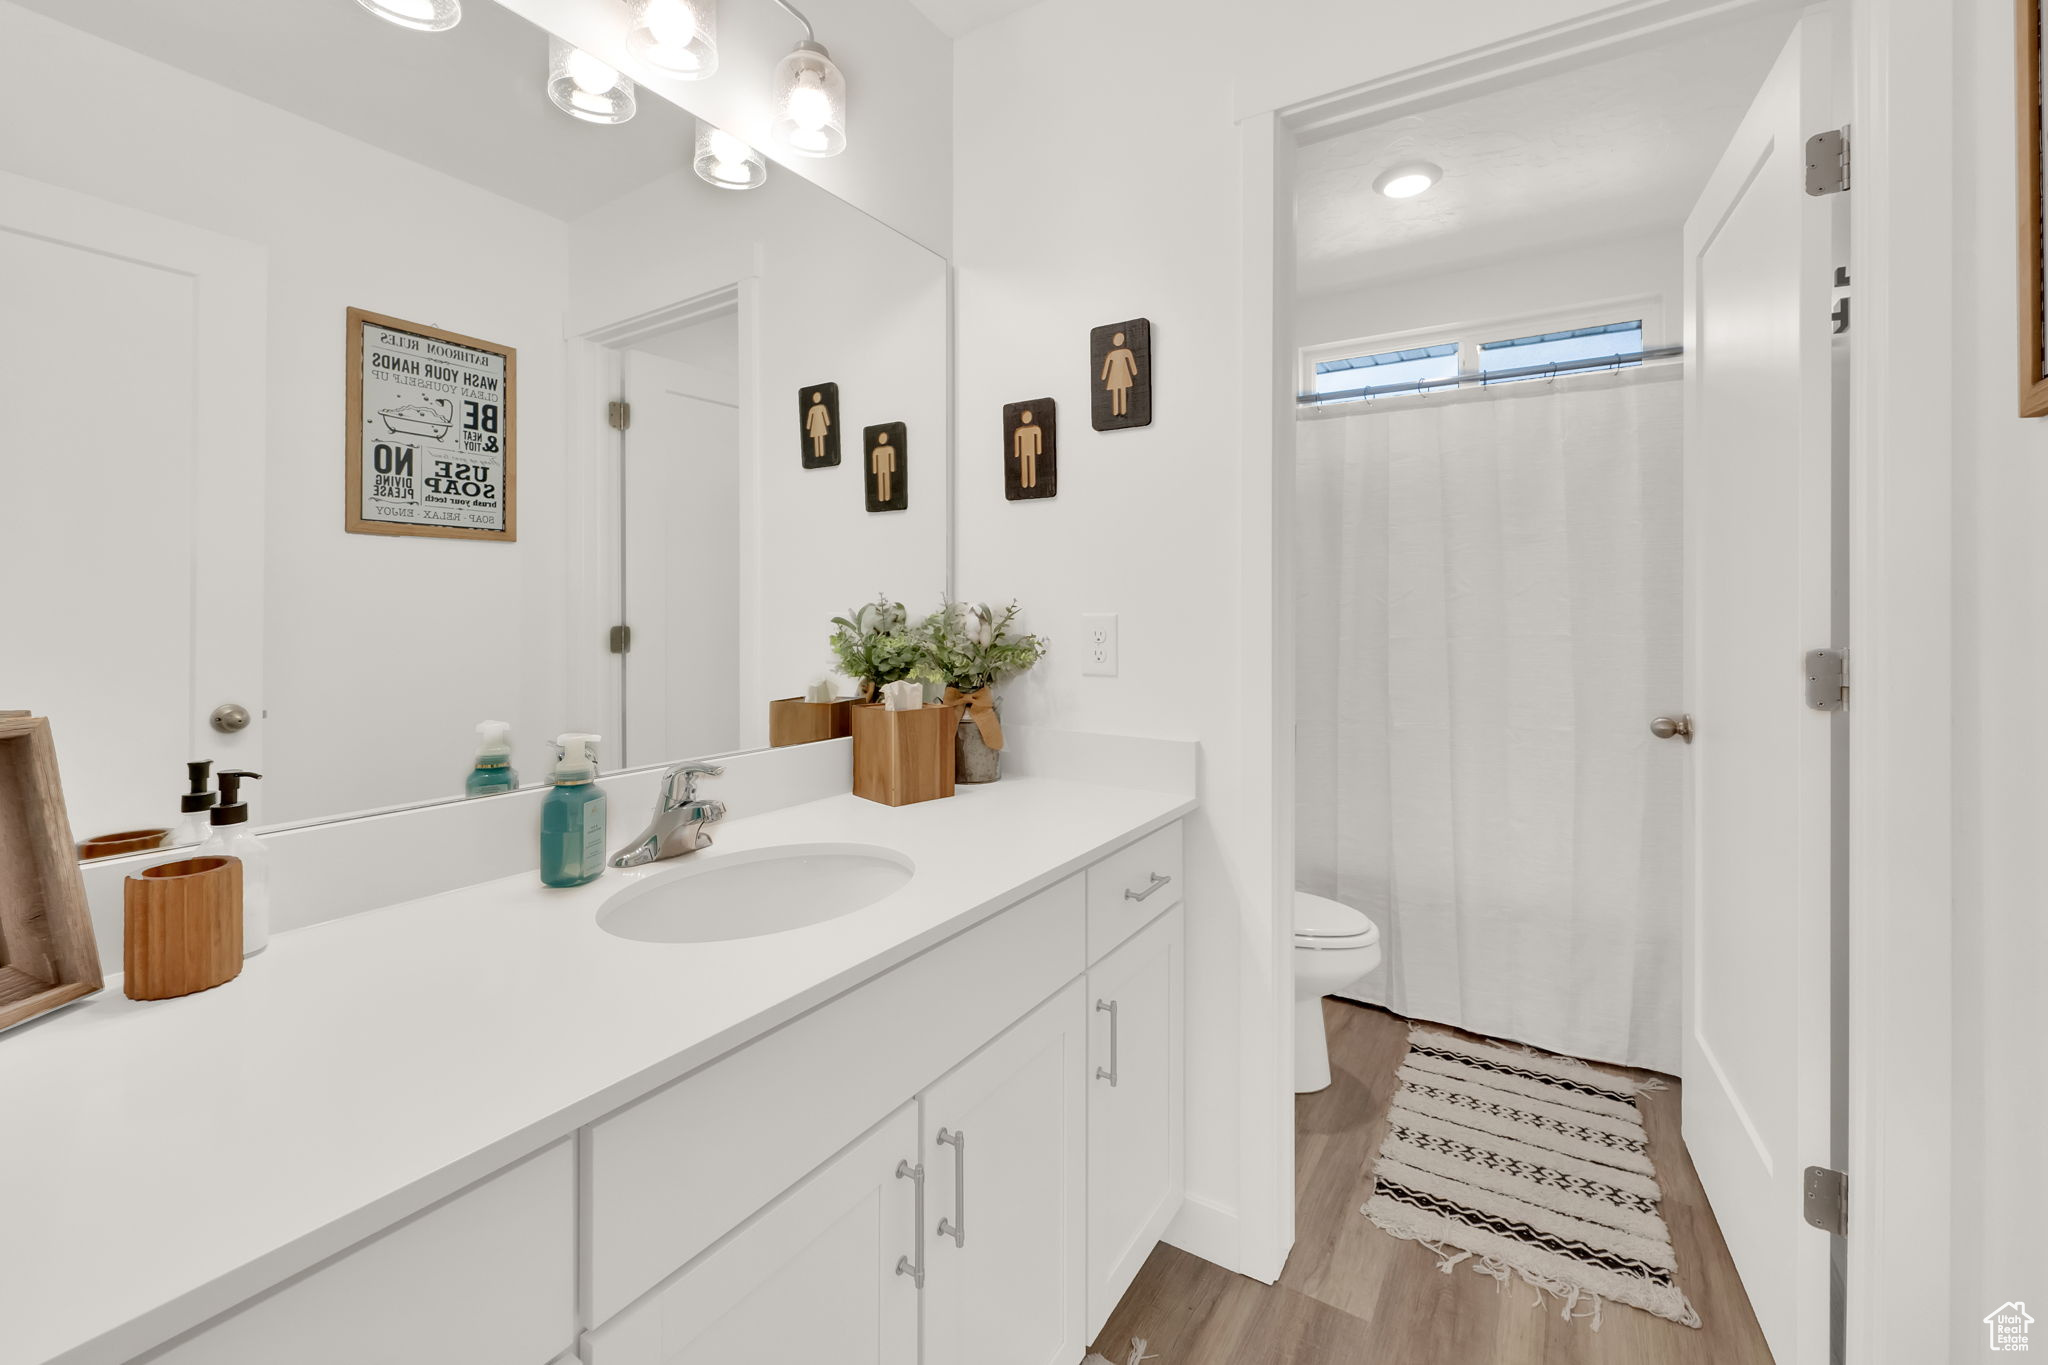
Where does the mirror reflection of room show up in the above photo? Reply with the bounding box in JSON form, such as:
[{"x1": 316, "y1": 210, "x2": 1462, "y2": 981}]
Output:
[{"x1": 0, "y1": 0, "x2": 948, "y2": 852}]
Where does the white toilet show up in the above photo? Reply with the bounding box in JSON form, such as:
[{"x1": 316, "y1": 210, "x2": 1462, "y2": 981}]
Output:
[{"x1": 1293, "y1": 891, "x2": 1381, "y2": 1093}]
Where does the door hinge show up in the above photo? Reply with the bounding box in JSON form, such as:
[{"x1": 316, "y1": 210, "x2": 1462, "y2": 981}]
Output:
[
  {"x1": 1805, "y1": 127, "x2": 1850, "y2": 195},
  {"x1": 607, "y1": 400, "x2": 632, "y2": 430},
  {"x1": 1804, "y1": 647, "x2": 1847, "y2": 711},
  {"x1": 609, "y1": 624, "x2": 632, "y2": 654},
  {"x1": 1803, "y1": 1166, "x2": 1848, "y2": 1235}
]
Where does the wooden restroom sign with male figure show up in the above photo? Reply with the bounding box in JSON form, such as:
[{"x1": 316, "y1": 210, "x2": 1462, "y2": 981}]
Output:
[
  {"x1": 798, "y1": 382, "x2": 840, "y2": 468},
  {"x1": 1090, "y1": 317, "x2": 1152, "y2": 430},
  {"x1": 864, "y1": 421, "x2": 907, "y2": 511},
  {"x1": 1003, "y1": 398, "x2": 1057, "y2": 500}
]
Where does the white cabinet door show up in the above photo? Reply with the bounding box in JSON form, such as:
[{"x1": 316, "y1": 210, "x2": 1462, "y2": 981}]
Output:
[
  {"x1": 151, "y1": 1143, "x2": 576, "y2": 1365},
  {"x1": 585, "y1": 1103, "x2": 921, "y2": 1365},
  {"x1": 921, "y1": 979, "x2": 1088, "y2": 1365},
  {"x1": 1085, "y1": 904, "x2": 1184, "y2": 1339}
]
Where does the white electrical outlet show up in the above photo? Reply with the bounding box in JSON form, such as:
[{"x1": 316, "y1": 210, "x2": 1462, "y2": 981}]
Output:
[{"x1": 1081, "y1": 613, "x2": 1119, "y2": 676}]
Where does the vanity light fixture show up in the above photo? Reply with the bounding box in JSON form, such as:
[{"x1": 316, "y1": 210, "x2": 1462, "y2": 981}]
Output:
[
  {"x1": 768, "y1": 0, "x2": 846, "y2": 157},
  {"x1": 695, "y1": 121, "x2": 767, "y2": 190},
  {"x1": 355, "y1": 0, "x2": 461, "y2": 31},
  {"x1": 628, "y1": 0, "x2": 717, "y2": 78},
  {"x1": 548, "y1": 36, "x2": 637, "y2": 124},
  {"x1": 1373, "y1": 162, "x2": 1442, "y2": 199}
]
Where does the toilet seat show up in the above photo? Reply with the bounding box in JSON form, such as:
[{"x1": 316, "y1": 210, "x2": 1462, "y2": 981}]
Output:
[{"x1": 1293, "y1": 891, "x2": 1378, "y2": 950}]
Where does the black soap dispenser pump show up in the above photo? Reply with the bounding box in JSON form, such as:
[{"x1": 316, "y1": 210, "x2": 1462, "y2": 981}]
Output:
[{"x1": 169, "y1": 760, "x2": 216, "y2": 848}]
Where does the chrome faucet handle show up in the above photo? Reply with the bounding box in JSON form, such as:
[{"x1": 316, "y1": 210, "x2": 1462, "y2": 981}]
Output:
[{"x1": 660, "y1": 762, "x2": 724, "y2": 809}]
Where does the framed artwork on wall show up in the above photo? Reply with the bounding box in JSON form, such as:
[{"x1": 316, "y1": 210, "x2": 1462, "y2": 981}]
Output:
[
  {"x1": 1003, "y1": 398, "x2": 1057, "y2": 500},
  {"x1": 864, "y1": 422, "x2": 907, "y2": 511},
  {"x1": 799, "y1": 382, "x2": 842, "y2": 467},
  {"x1": 2020, "y1": 0, "x2": 2048, "y2": 416},
  {"x1": 345, "y1": 307, "x2": 517, "y2": 541}
]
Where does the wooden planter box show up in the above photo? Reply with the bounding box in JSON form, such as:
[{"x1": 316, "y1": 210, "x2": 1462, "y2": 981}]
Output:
[
  {"x1": 768, "y1": 697, "x2": 855, "y2": 748},
  {"x1": 851, "y1": 702, "x2": 963, "y2": 807},
  {"x1": 0, "y1": 712, "x2": 105, "y2": 1031}
]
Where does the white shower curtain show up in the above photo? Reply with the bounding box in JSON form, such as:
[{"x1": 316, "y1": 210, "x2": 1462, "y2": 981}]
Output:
[{"x1": 1294, "y1": 368, "x2": 1684, "y2": 1074}]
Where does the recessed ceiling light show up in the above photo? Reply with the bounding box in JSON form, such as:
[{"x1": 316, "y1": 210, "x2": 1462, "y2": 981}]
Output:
[{"x1": 1374, "y1": 162, "x2": 1441, "y2": 199}]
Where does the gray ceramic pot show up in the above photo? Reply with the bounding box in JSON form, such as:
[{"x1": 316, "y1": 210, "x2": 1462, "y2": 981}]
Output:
[{"x1": 955, "y1": 703, "x2": 1002, "y2": 783}]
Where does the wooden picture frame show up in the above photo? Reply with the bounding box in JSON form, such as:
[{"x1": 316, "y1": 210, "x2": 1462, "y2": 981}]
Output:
[
  {"x1": 0, "y1": 712, "x2": 104, "y2": 1031},
  {"x1": 346, "y1": 306, "x2": 518, "y2": 541},
  {"x1": 2021, "y1": 0, "x2": 2048, "y2": 415}
]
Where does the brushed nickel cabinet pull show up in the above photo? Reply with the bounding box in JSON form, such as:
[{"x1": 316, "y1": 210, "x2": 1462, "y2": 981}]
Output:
[
  {"x1": 894, "y1": 1159, "x2": 925, "y2": 1287},
  {"x1": 1124, "y1": 872, "x2": 1172, "y2": 903},
  {"x1": 1096, "y1": 998, "x2": 1120, "y2": 1086},
  {"x1": 936, "y1": 1128, "x2": 966, "y2": 1248}
]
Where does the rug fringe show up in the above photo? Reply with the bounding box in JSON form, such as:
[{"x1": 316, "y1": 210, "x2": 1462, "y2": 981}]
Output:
[
  {"x1": 1363, "y1": 1205, "x2": 1702, "y2": 1333},
  {"x1": 1410, "y1": 1024, "x2": 1673, "y2": 1096},
  {"x1": 1082, "y1": 1337, "x2": 1152, "y2": 1365}
]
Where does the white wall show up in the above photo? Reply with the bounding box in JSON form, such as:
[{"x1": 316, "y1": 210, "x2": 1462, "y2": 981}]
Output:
[
  {"x1": 0, "y1": 3, "x2": 578, "y2": 825},
  {"x1": 495, "y1": 0, "x2": 953, "y2": 255},
  {"x1": 1949, "y1": 0, "x2": 2048, "y2": 1348},
  {"x1": 950, "y1": 0, "x2": 1633, "y2": 1276},
  {"x1": 1295, "y1": 227, "x2": 1683, "y2": 354},
  {"x1": 568, "y1": 168, "x2": 950, "y2": 746}
]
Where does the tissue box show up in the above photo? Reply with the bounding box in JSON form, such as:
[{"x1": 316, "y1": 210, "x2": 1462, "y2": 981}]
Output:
[
  {"x1": 851, "y1": 701, "x2": 964, "y2": 806},
  {"x1": 768, "y1": 697, "x2": 854, "y2": 748}
]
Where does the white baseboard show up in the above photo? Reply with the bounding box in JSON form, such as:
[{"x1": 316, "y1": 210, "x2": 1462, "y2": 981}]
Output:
[{"x1": 1162, "y1": 1191, "x2": 1246, "y2": 1277}]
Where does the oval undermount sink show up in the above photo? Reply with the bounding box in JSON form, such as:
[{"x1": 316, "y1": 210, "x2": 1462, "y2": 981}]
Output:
[{"x1": 597, "y1": 844, "x2": 913, "y2": 944}]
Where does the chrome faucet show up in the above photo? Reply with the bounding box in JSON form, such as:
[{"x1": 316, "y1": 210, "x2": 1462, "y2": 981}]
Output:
[{"x1": 610, "y1": 762, "x2": 727, "y2": 867}]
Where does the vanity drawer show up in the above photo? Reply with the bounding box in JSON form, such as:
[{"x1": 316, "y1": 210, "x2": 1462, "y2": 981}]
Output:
[
  {"x1": 583, "y1": 875, "x2": 1086, "y2": 1326},
  {"x1": 150, "y1": 1143, "x2": 575, "y2": 1365},
  {"x1": 1085, "y1": 820, "x2": 1184, "y2": 962}
]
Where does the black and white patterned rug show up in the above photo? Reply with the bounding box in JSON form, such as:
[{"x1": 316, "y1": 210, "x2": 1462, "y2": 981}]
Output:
[{"x1": 1361, "y1": 1026, "x2": 1701, "y2": 1330}]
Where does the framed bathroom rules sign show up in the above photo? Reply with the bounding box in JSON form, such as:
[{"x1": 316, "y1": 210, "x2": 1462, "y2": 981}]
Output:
[{"x1": 345, "y1": 307, "x2": 518, "y2": 541}]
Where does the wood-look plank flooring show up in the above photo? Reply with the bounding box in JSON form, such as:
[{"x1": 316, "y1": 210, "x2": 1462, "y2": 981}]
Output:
[{"x1": 1087, "y1": 999, "x2": 1776, "y2": 1365}]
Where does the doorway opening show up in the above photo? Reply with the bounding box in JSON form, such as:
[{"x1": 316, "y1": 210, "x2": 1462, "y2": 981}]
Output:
[{"x1": 1150, "y1": 4, "x2": 1854, "y2": 1362}]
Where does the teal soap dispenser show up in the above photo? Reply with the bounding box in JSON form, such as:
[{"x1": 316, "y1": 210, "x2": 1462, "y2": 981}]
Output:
[
  {"x1": 540, "y1": 733, "x2": 607, "y2": 888},
  {"x1": 467, "y1": 720, "x2": 518, "y2": 798}
]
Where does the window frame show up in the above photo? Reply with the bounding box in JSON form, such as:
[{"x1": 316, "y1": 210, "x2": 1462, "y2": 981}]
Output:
[{"x1": 1297, "y1": 294, "x2": 1667, "y2": 401}]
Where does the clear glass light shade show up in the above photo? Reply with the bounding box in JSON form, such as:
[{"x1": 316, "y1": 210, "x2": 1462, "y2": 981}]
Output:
[
  {"x1": 628, "y1": 0, "x2": 716, "y2": 78},
  {"x1": 355, "y1": 0, "x2": 461, "y2": 31},
  {"x1": 694, "y1": 122, "x2": 767, "y2": 190},
  {"x1": 772, "y1": 42, "x2": 846, "y2": 158},
  {"x1": 548, "y1": 36, "x2": 636, "y2": 125}
]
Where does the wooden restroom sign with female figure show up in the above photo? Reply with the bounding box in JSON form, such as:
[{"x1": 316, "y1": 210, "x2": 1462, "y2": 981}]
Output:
[
  {"x1": 864, "y1": 422, "x2": 908, "y2": 511},
  {"x1": 798, "y1": 382, "x2": 841, "y2": 468},
  {"x1": 1090, "y1": 317, "x2": 1152, "y2": 430},
  {"x1": 1003, "y1": 398, "x2": 1057, "y2": 500}
]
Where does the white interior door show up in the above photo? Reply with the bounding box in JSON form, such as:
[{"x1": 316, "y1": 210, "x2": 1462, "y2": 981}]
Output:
[
  {"x1": 1680, "y1": 14, "x2": 1841, "y2": 1364},
  {"x1": 620, "y1": 350, "x2": 741, "y2": 768},
  {"x1": 0, "y1": 173, "x2": 264, "y2": 840}
]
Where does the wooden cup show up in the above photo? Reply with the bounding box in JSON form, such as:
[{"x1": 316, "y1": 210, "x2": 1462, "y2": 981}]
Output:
[
  {"x1": 124, "y1": 856, "x2": 243, "y2": 1001},
  {"x1": 851, "y1": 702, "x2": 963, "y2": 807}
]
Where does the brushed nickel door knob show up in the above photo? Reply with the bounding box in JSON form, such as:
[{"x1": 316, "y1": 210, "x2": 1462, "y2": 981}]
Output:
[
  {"x1": 1650, "y1": 714, "x2": 1694, "y2": 743},
  {"x1": 210, "y1": 703, "x2": 252, "y2": 734}
]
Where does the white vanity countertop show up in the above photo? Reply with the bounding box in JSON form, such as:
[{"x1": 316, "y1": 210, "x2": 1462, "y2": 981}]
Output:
[{"x1": 0, "y1": 777, "x2": 1195, "y2": 1365}]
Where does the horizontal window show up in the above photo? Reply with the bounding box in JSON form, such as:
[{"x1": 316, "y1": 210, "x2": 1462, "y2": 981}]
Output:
[
  {"x1": 1478, "y1": 320, "x2": 1643, "y2": 385},
  {"x1": 1312, "y1": 341, "x2": 1459, "y2": 398}
]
